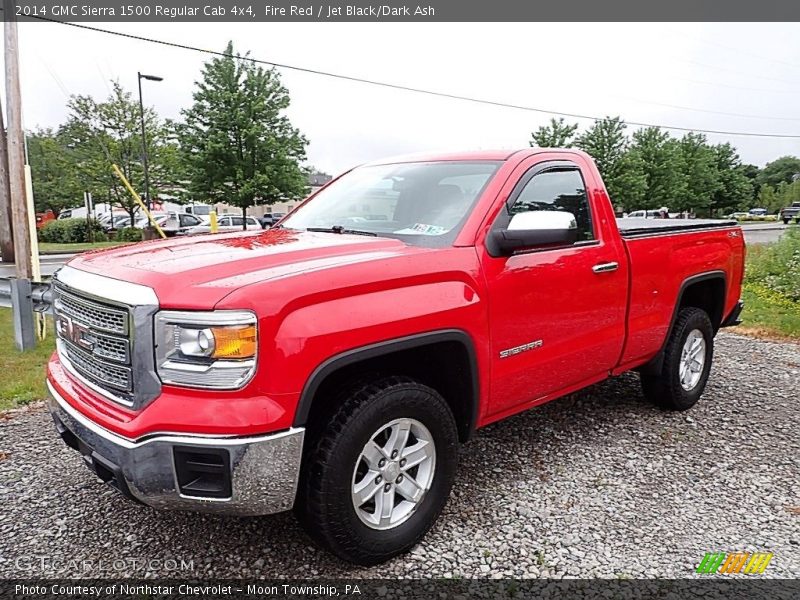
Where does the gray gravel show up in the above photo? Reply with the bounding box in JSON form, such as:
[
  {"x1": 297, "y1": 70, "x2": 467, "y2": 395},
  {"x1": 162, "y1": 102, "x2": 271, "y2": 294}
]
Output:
[{"x1": 0, "y1": 332, "x2": 797, "y2": 579}]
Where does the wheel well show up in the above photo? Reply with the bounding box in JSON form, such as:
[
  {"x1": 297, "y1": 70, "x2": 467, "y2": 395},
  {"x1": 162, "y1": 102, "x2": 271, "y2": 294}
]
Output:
[
  {"x1": 679, "y1": 276, "x2": 726, "y2": 330},
  {"x1": 297, "y1": 335, "x2": 478, "y2": 444},
  {"x1": 638, "y1": 273, "x2": 725, "y2": 375}
]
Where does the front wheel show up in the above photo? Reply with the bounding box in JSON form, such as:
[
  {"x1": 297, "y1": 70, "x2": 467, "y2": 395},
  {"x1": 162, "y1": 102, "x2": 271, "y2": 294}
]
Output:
[
  {"x1": 641, "y1": 307, "x2": 714, "y2": 411},
  {"x1": 295, "y1": 377, "x2": 458, "y2": 565}
]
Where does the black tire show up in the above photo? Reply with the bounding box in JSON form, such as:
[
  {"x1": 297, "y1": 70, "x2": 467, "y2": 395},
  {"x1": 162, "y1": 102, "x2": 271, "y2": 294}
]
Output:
[
  {"x1": 784, "y1": 218, "x2": 791, "y2": 225},
  {"x1": 641, "y1": 307, "x2": 714, "y2": 411},
  {"x1": 295, "y1": 376, "x2": 458, "y2": 565}
]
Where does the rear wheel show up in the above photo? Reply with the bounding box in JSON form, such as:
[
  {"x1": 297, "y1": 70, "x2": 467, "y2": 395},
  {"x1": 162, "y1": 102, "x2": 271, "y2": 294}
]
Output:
[
  {"x1": 641, "y1": 307, "x2": 714, "y2": 411},
  {"x1": 295, "y1": 376, "x2": 458, "y2": 565}
]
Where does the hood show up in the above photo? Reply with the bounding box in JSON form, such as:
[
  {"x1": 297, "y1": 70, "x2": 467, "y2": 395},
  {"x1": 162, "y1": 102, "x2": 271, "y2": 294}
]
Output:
[{"x1": 67, "y1": 229, "x2": 424, "y2": 308}]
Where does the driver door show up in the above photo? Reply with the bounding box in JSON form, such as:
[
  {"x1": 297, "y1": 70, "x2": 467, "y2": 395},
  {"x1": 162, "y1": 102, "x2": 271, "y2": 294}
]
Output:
[{"x1": 481, "y1": 157, "x2": 628, "y2": 418}]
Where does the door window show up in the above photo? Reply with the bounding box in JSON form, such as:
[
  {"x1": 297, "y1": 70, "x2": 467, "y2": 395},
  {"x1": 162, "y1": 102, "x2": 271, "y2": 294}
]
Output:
[{"x1": 509, "y1": 168, "x2": 594, "y2": 241}]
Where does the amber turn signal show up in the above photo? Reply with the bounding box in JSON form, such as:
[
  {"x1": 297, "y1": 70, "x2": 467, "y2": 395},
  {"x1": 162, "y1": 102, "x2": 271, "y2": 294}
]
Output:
[{"x1": 210, "y1": 325, "x2": 257, "y2": 359}]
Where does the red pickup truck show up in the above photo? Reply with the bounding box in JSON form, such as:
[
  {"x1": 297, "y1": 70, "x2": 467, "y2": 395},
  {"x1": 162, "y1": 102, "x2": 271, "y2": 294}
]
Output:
[{"x1": 46, "y1": 149, "x2": 744, "y2": 565}]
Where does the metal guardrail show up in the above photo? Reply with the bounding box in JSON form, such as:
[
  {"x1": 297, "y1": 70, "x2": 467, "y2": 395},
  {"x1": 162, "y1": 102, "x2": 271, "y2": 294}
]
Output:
[{"x1": 0, "y1": 277, "x2": 53, "y2": 312}]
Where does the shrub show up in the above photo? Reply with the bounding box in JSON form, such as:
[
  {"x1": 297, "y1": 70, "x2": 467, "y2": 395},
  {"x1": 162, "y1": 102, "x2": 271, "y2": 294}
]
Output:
[
  {"x1": 746, "y1": 228, "x2": 800, "y2": 302},
  {"x1": 38, "y1": 218, "x2": 108, "y2": 244},
  {"x1": 116, "y1": 227, "x2": 143, "y2": 242}
]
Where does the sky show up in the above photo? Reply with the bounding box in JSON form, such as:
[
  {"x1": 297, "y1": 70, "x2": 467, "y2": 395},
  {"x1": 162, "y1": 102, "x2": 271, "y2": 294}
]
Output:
[{"x1": 7, "y1": 22, "x2": 800, "y2": 175}]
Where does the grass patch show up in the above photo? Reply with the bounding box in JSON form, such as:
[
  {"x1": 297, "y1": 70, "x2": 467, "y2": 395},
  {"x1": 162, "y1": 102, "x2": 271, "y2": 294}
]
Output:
[
  {"x1": 0, "y1": 308, "x2": 55, "y2": 411},
  {"x1": 736, "y1": 283, "x2": 800, "y2": 341},
  {"x1": 735, "y1": 228, "x2": 800, "y2": 340},
  {"x1": 38, "y1": 241, "x2": 131, "y2": 254}
]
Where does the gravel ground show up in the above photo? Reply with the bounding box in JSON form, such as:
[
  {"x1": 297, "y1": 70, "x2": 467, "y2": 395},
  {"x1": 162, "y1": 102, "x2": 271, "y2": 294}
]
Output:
[{"x1": 0, "y1": 332, "x2": 797, "y2": 579}]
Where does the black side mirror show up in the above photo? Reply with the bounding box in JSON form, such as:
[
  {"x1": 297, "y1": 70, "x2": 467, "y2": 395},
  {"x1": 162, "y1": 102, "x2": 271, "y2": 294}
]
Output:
[{"x1": 489, "y1": 210, "x2": 578, "y2": 257}]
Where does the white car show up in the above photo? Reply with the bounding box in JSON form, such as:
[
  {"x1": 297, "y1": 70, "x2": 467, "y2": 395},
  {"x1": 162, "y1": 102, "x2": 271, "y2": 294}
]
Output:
[
  {"x1": 625, "y1": 210, "x2": 661, "y2": 219},
  {"x1": 186, "y1": 215, "x2": 262, "y2": 235}
]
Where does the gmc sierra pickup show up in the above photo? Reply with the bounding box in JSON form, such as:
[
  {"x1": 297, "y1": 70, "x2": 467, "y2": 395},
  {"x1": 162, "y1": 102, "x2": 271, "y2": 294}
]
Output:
[{"x1": 46, "y1": 149, "x2": 745, "y2": 565}]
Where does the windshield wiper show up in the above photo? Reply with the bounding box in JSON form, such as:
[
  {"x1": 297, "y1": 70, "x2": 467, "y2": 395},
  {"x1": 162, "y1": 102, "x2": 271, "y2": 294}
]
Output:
[{"x1": 306, "y1": 225, "x2": 377, "y2": 237}]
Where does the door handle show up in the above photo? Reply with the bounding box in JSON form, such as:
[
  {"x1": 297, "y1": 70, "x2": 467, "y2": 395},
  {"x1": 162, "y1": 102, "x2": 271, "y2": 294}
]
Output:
[{"x1": 592, "y1": 262, "x2": 619, "y2": 274}]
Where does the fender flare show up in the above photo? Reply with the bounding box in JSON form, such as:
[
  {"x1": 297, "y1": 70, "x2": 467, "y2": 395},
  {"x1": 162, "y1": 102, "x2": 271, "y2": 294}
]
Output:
[
  {"x1": 638, "y1": 270, "x2": 727, "y2": 375},
  {"x1": 293, "y1": 329, "x2": 480, "y2": 439}
]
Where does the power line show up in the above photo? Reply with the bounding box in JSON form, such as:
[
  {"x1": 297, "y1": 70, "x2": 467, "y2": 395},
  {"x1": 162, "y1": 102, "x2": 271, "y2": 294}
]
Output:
[{"x1": 22, "y1": 16, "x2": 800, "y2": 140}]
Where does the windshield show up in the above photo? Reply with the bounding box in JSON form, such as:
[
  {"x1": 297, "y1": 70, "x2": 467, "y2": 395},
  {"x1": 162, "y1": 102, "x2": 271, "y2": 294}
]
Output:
[
  {"x1": 282, "y1": 161, "x2": 501, "y2": 247},
  {"x1": 189, "y1": 205, "x2": 211, "y2": 216}
]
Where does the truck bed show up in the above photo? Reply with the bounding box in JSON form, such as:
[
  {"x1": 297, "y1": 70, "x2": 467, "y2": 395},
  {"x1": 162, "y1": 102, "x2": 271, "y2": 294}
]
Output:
[{"x1": 616, "y1": 218, "x2": 736, "y2": 238}]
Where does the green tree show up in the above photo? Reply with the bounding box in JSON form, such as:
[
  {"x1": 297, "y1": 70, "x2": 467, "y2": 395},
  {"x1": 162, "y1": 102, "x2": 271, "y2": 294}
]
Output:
[
  {"x1": 709, "y1": 144, "x2": 753, "y2": 216},
  {"x1": 756, "y1": 184, "x2": 782, "y2": 214},
  {"x1": 27, "y1": 128, "x2": 81, "y2": 215},
  {"x1": 61, "y1": 81, "x2": 178, "y2": 223},
  {"x1": 756, "y1": 156, "x2": 800, "y2": 189},
  {"x1": 179, "y1": 41, "x2": 308, "y2": 227},
  {"x1": 575, "y1": 116, "x2": 645, "y2": 211},
  {"x1": 675, "y1": 133, "x2": 720, "y2": 214},
  {"x1": 627, "y1": 127, "x2": 686, "y2": 211},
  {"x1": 529, "y1": 117, "x2": 578, "y2": 148}
]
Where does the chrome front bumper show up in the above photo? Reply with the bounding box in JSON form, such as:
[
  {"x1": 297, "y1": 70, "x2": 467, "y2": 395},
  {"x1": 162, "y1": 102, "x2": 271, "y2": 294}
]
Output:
[{"x1": 47, "y1": 381, "x2": 305, "y2": 516}]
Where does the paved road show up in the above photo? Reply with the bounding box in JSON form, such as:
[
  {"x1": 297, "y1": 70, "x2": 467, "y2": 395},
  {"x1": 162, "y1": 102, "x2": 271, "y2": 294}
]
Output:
[
  {"x1": 0, "y1": 254, "x2": 72, "y2": 279},
  {"x1": 740, "y1": 222, "x2": 792, "y2": 245},
  {"x1": 0, "y1": 332, "x2": 797, "y2": 579}
]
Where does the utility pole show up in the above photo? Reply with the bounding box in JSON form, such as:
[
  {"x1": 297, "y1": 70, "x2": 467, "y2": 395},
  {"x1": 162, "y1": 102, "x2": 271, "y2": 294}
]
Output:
[
  {"x1": 137, "y1": 71, "x2": 162, "y2": 240},
  {"x1": 0, "y1": 94, "x2": 13, "y2": 262},
  {"x1": 5, "y1": 1, "x2": 36, "y2": 350},
  {"x1": 4, "y1": 0, "x2": 32, "y2": 279}
]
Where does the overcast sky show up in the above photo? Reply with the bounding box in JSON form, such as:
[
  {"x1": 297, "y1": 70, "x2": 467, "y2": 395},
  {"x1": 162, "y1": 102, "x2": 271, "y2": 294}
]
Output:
[{"x1": 8, "y1": 22, "x2": 800, "y2": 175}]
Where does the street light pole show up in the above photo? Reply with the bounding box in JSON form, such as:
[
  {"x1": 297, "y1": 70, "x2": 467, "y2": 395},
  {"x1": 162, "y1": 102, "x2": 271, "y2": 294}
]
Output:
[{"x1": 137, "y1": 72, "x2": 163, "y2": 214}]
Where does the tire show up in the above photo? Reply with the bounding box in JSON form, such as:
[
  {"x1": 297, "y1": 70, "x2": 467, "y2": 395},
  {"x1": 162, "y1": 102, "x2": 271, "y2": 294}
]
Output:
[
  {"x1": 784, "y1": 218, "x2": 791, "y2": 225},
  {"x1": 295, "y1": 376, "x2": 459, "y2": 565},
  {"x1": 640, "y1": 307, "x2": 714, "y2": 411}
]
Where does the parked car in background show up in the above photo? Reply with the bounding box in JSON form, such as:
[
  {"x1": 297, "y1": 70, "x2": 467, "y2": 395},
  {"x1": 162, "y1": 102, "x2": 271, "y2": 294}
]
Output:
[
  {"x1": 748, "y1": 208, "x2": 768, "y2": 216},
  {"x1": 727, "y1": 212, "x2": 750, "y2": 220},
  {"x1": 258, "y1": 212, "x2": 287, "y2": 229},
  {"x1": 187, "y1": 215, "x2": 261, "y2": 234},
  {"x1": 104, "y1": 214, "x2": 136, "y2": 232},
  {"x1": 134, "y1": 212, "x2": 205, "y2": 237},
  {"x1": 625, "y1": 209, "x2": 661, "y2": 218},
  {"x1": 780, "y1": 202, "x2": 800, "y2": 224}
]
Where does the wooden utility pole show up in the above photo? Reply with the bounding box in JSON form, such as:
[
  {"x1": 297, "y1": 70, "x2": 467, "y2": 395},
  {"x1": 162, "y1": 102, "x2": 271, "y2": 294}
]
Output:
[
  {"x1": 4, "y1": 0, "x2": 32, "y2": 279},
  {"x1": 0, "y1": 94, "x2": 13, "y2": 263}
]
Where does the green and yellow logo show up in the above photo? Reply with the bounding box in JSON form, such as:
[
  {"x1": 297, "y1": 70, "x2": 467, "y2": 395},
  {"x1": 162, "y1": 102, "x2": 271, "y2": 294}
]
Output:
[{"x1": 696, "y1": 552, "x2": 773, "y2": 575}]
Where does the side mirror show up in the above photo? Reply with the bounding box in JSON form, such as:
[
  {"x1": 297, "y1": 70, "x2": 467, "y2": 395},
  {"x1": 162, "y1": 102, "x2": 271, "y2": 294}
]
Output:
[{"x1": 489, "y1": 210, "x2": 578, "y2": 256}]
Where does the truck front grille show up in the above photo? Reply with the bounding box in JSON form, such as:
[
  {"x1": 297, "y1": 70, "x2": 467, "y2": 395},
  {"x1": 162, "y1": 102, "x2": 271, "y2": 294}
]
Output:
[{"x1": 53, "y1": 282, "x2": 135, "y2": 405}]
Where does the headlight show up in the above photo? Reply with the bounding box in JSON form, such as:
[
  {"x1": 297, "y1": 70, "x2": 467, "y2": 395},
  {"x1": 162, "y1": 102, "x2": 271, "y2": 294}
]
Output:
[{"x1": 155, "y1": 310, "x2": 257, "y2": 389}]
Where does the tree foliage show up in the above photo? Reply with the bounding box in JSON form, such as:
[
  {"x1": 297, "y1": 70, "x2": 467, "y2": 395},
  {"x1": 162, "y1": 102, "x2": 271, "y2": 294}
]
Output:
[
  {"x1": 529, "y1": 115, "x2": 763, "y2": 215},
  {"x1": 575, "y1": 116, "x2": 646, "y2": 211},
  {"x1": 27, "y1": 128, "x2": 80, "y2": 215},
  {"x1": 529, "y1": 117, "x2": 578, "y2": 148},
  {"x1": 179, "y1": 41, "x2": 308, "y2": 225},
  {"x1": 756, "y1": 156, "x2": 800, "y2": 189},
  {"x1": 60, "y1": 81, "x2": 180, "y2": 222}
]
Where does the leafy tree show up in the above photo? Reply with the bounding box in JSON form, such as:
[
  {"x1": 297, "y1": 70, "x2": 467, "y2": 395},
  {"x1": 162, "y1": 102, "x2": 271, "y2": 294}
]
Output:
[
  {"x1": 61, "y1": 81, "x2": 179, "y2": 223},
  {"x1": 179, "y1": 41, "x2": 308, "y2": 227},
  {"x1": 575, "y1": 116, "x2": 645, "y2": 211},
  {"x1": 740, "y1": 163, "x2": 760, "y2": 203},
  {"x1": 529, "y1": 117, "x2": 578, "y2": 148},
  {"x1": 756, "y1": 156, "x2": 800, "y2": 189},
  {"x1": 709, "y1": 144, "x2": 753, "y2": 216},
  {"x1": 756, "y1": 184, "x2": 782, "y2": 214},
  {"x1": 627, "y1": 127, "x2": 686, "y2": 211},
  {"x1": 675, "y1": 133, "x2": 720, "y2": 214},
  {"x1": 27, "y1": 128, "x2": 81, "y2": 215}
]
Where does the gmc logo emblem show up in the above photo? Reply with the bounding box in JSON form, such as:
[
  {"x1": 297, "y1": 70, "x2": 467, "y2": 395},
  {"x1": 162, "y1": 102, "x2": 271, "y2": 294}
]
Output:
[{"x1": 56, "y1": 314, "x2": 95, "y2": 352}]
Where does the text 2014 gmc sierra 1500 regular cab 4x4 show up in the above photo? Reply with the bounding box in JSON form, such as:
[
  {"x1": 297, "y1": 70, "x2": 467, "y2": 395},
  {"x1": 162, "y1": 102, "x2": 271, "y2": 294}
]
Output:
[{"x1": 46, "y1": 149, "x2": 745, "y2": 565}]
